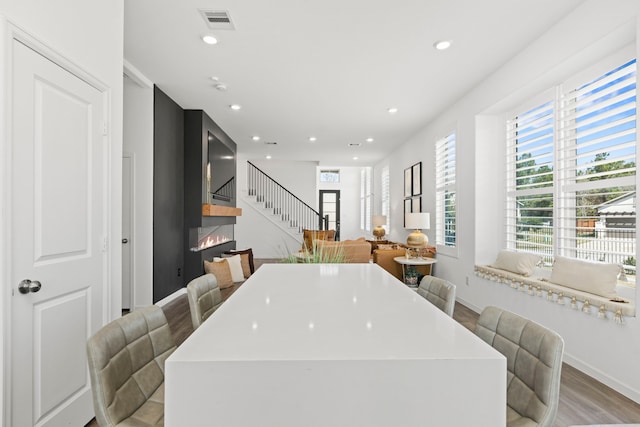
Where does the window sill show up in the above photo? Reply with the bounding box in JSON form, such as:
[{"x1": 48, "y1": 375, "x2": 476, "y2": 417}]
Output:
[
  {"x1": 435, "y1": 244, "x2": 458, "y2": 259},
  {"x1": 474, "y1": 265, "x2": 635, "y2": 322}
]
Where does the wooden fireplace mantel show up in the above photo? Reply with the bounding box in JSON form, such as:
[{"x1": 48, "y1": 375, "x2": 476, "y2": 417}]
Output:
[{"x1": 202, "y1": 204, "x2": 242, "y2": 217}]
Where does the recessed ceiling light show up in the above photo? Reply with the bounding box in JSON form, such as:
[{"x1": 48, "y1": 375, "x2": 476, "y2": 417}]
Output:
[
  {"x1": 366, "y1": 137, "x2": 374, "y2": 143},
  {"x1": 353, "y1": 157, "x2": 359, "y2": 160},
  {"x1": 308, "y1": 136, "x2": 317, "y2": 142},
  {"x1": 210, "y1": 76, "x2": 220, "y2": 82},
  {"x1": 387, "y1": 107, "x2": 398, "y2": 114},
  {"x1": 251, "y1": 136, "x2": 260, "y2": 141},
  {"x1": 434, "y1": 40, "x2": 452, "y2": 50},
  {"x1": 214, "y1": 83, "x2": 227, "y2": 91},
  {"x1": 202, "y1": 35, "x2": 218, "y2": 45},
  {"x1": 266, "y1": 155, "x2": 272, "y2": 159},
  {"x1": 229, "y1": 104, "x2": 242, "y2": 111}
]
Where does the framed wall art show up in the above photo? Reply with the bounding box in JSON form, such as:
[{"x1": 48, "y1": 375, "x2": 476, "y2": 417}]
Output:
[
  {"x1": 404, "y1": 198, "x2": 411, "y2": 227},
  {"x1": 412, "y1": 162, "x2": 422, "y2": 196},
  {"x1": 411, "y1": 196, "x2": 421, "y2": 213},
  {"x1": 404, "y1": 167, "x2": 412, "y2": 198}
]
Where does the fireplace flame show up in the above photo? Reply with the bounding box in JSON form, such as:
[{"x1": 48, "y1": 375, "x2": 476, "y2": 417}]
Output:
[
  {"x1": 199, "y1": 234, "x2": 230, "y2": 250},
  {"x1": 190, "y1": 230, "x2": 232, "y2": 252}
]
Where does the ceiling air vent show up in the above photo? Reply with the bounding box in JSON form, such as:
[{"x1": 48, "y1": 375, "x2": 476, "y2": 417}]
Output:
[
  {"x1": 348, "y1": 143, "x2": 362, "y2": 147},
  {"x1": 199, "y1": 9, "x2": 235, "y2": 30},
  {"x1": 264, "y1": 141, "x2": 278, "y2": 145}
]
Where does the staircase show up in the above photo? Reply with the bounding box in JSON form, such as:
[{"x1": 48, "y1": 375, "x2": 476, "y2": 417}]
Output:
[{"x1": 246, "y1": 161, "x2": 327, "y2": 239}]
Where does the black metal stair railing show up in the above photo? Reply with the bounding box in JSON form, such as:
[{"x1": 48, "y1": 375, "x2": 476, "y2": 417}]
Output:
[
  {"x1": 210, "y1": 176, "x2": 235, "y2": 202},
  {"x1": 247, "y1": 161, "x2": 328, "y2": 232}
]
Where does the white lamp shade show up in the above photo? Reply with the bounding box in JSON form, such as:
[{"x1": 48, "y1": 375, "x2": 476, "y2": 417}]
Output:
[
  {"x1": 405, "y1": 212, "x2": 430, "y2": 230},
  {"x1": 372, "y1": 215, "x2": 387, "y2": 227}
]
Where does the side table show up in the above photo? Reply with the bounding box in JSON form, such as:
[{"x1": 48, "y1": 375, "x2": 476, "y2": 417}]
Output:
[{"x1": 394, "y1": 256, "x2": 438, "y2": 287}]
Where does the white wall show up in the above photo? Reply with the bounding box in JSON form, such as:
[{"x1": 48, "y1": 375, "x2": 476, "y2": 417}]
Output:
[
  {"x1": 373, "y1": 0, "x2": 640, "y2": 402},
  {"x1": 249, "y1": 159, "x2": 318, "y2": 208},
  {"x1": 123, "y1": 66, "x2": 154, "y2": 309},
  {"x1": 0, "y1": 0, "x2": 123, "y2": 424}
]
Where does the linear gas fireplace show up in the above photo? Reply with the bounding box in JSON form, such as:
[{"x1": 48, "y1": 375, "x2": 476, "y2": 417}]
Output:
[{"x1": 189, "y1": 224, "x2": 234, "y2": 252}]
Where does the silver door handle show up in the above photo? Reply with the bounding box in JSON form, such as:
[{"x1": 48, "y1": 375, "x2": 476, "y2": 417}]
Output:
[
  {"x1": 122, "y1": 238, "x2": 128, "y2": 244},
  {"x1": 18, "y1": 279, "x2": 42, "y2": 294}
]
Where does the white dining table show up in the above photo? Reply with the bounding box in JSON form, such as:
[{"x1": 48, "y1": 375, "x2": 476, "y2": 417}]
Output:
[{"x1": 165, "y1": 263, "x2": 506, "y2": 427}]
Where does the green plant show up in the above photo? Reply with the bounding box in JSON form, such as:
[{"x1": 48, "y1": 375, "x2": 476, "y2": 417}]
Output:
[{"x1": 282, "y1": 239, "x2": 346, "y2": 264}]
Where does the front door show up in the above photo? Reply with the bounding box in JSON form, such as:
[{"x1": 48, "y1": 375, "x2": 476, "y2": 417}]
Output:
[
  {"x1": 10, "y1": 38, "x2": 107, "y2": 426},
  {"x1": 319, "y1": 190, "x2": 340, "y2": 240}
]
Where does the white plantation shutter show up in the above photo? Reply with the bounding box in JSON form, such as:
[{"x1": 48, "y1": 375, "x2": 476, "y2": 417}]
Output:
[
  {"x1": 435, "y1": 132, "x2": 456, "y2": 247},
  {"x1": 360, "y1": 167, "x2": 372, "y2": 231},
  {"x1": 381, "y1": 166, "x2": 390, "y2": 232},
  {"x1": 505, "y1": 58, "x2": 636, "y2": 280},
  {"x1": 505, "y1": 99, "x2": 555, "y2": 260},
  {"x1": 557, "y1": 59, "x2": 636, "y2": 265},
  {"x1": 360, "y1": 169, "x2": 365, "y2": 230}
]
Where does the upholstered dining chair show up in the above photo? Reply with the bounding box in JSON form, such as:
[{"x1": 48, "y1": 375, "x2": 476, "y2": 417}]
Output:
[
  {"x1": 86, "y1": 305, "x2": 176, "y2": 427},
  {"x1": 186, "y1": 273, "x2": 223, "y2": 329},
  {"x1": 417, "y1": 276, "x2": 456, "y2": 317},
  {"x1": 475, "y1": 306, "x2": 564, "y2": 427}
]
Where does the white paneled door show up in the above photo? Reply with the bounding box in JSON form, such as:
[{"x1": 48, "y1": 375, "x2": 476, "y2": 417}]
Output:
[{"x1": 10, "y1": 39, "x2": 107, "y2": 426}]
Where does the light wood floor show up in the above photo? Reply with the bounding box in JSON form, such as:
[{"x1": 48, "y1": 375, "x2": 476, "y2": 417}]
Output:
[{"x1": 87, "y1": 264, "x2": 640, "y2": 426}]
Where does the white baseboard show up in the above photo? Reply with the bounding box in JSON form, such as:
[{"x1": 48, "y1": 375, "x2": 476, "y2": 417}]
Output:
[
  {"x1": 154, "y1": 288, "x2": 187, "y2": 307},
  {"x1": 456, "y1": 297, "x2": 482, "y2": 314},
  {"x1": 563, "y1": 352, "x2": 640, "y2": 404}
]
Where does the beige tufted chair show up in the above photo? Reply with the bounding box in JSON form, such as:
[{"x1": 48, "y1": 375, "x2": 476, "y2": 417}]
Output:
[
  {"x1": 417, "y1": 276, "x2": 456, "y2": 317},
  {"x1": 475, "y1": 306, "x2": 564, "y2": 427},
  {"x1": 86, "y1": 305, "x2": 176, "y2": 426},
  {"x1": 186, "y1": 273, "x2": 223, "y2": 329}
]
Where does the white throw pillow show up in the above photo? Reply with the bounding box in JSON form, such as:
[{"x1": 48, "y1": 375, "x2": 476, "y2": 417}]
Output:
[
  {"x1": 490, "y1": 250, "x2": 541, "y2": 276},
  {"x1": 214, "y1": 255, "x2": 244, "y2": 283},
  {"x1": 550, "y1": 256, "x2": 619, "y2": 299}
]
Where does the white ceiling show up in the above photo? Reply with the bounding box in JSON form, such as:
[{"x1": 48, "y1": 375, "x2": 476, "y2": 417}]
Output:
[{"x1": 124, "y1": 0, "x2": 583, "y2": 166}]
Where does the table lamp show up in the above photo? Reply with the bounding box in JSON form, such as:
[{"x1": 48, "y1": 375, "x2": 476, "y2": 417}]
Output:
[
  {"x1": 372, "y1": 215, "x2": 387, "y2": 240},
  {"x1": 405, "y1": 212, "x2": 430, "y2": 248}
]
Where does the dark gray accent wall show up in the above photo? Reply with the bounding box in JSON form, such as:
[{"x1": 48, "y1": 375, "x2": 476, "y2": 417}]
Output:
[
  {"x1": 153, "y1": 86, "x2": 185, "y2": 303},
  {"x1": 183, "y1": 110, "x2": 237, "y2": 284}
]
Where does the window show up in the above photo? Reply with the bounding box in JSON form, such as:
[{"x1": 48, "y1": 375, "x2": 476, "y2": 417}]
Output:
[
  {"x1": 506, "y1": 100, "x2": 555, "y2": 257},
  {"x1": 381, "y1": 166, "x2": 390, "y2": 232},
  {"x1": 320, "y1": 169, "x2": 340, "y2": 183},
  {"x1": 506, "y1": 59, "x2": 636, "y2": 283},
  {"x1": 435, "y1": 132, "x2": 457, "y2": 247},
  {"x1": 360, "y1": 167, "x2": 372, "y2": 231}
]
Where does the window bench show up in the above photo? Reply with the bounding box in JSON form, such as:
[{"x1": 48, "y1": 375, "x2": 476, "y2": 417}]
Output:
[{"x1": 474, "y1": 265, "x2": 635, "y2": 323}]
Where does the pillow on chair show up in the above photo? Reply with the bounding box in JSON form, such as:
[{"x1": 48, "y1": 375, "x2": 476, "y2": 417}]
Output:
[
  {"x1": 223, "y1": 248, "x2": 254, "y2": 278},
  {"x1": 214, "y1": 255, "x2": 244, "y2": 282},
  {"x1": 302, "y1": 229, "x2": 336, "y2": 252},
  {"x1": 204, "y1": 259, "x2": 234, "y2": 288}
]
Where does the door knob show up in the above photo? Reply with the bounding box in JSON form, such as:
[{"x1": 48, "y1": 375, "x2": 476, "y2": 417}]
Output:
[
  {"x1": 122, "y1": 238, "x2": 128, "y2": 244},
  {"x1": 18, "y1": 279, "x2": 42, "y2": 294}
]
